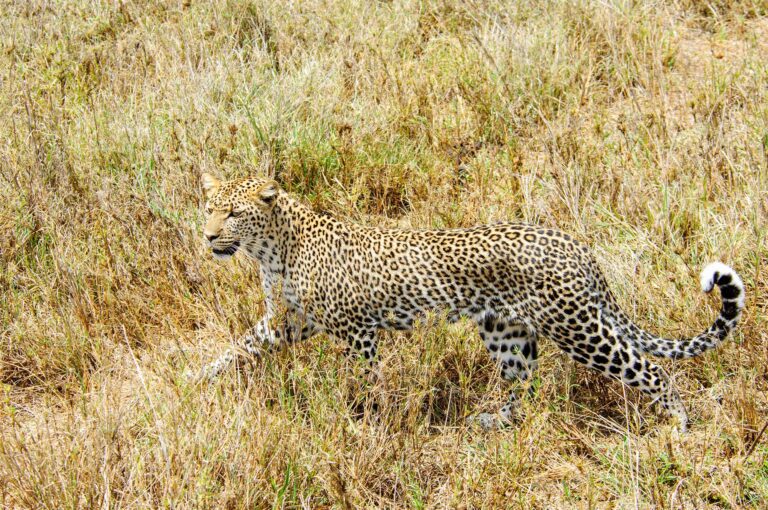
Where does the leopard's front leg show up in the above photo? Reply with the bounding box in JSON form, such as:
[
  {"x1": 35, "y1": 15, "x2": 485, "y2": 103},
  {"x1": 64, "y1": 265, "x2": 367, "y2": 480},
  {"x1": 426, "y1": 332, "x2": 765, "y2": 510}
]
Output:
[
  {"x1": 201, "y1": 312, "x2": 317, "y2": 380},
  {"x1": 335, "y1": 327, "x2": 383, "y2": 415}
]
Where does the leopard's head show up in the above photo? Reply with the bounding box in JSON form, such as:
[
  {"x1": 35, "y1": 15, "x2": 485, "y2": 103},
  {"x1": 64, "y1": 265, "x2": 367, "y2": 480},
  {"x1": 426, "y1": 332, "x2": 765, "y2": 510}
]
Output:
[{"x1": 201, "y1": 173, "x2": 280, "y2": 261}]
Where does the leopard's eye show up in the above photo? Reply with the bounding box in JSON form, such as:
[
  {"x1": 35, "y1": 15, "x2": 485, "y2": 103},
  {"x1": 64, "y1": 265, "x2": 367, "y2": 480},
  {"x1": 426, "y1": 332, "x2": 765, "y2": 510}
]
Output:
[
  {"x1": 205, "y1": 206, "x2": 213, "y2": 215},
  {"x1": 230, "y1": 209, "x2": 244, "y2": 218}
]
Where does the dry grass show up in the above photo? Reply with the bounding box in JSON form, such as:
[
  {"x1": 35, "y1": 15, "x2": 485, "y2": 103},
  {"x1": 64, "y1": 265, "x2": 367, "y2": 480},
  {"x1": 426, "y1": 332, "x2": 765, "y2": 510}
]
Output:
[{"x1": 1, "y1": 0, "x2": 767, "y2": 508}]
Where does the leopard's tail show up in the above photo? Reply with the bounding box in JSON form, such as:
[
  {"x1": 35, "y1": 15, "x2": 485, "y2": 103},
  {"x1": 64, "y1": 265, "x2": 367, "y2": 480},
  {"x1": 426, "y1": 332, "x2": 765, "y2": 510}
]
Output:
[{"x1": 620, "y1": 262, "x2": 745, "y2": 359}]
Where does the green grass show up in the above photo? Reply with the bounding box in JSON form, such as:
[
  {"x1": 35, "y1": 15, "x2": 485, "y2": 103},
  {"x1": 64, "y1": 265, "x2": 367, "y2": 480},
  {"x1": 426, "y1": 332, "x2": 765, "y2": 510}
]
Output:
[{"x1": 1, "y1": 0, "x2": 767, "y2": 507}]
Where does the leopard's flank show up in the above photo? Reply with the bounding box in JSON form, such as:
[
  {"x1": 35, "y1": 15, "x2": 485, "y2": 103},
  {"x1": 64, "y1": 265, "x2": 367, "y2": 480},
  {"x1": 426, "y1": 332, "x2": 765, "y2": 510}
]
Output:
[{"x1": 199, "y1": 173, "x2": 745, "y2": 432}]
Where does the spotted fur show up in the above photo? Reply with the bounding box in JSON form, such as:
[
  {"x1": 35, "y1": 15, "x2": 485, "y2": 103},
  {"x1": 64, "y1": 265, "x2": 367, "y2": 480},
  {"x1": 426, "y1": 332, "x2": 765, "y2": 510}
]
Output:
[{"x1": 199, "y1": 174, "x2": 745, "y2": 432}]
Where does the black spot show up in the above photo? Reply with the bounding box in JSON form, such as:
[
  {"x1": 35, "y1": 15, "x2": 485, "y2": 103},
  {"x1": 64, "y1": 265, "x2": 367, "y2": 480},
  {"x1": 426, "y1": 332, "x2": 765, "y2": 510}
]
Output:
[
  {"x1": 722, "y1": 302, "x2": 739, "y2": 320},
  {"x1": 598, "y1": 343, "x2": 612, "y2": 355},
  {"x1": 573, "y1": 355, "x2": 588, "y2": 365},
  {"x1": 624, "y1": 368, "x2": 636, "y2": 380},
  {"x1": 609, "y1": 365, "x2": 621, "y2": 375},
  {"x1": 489, "y1": 344, "x2": 499, "y2": 352},
  {"x1": 720, "y1": 285, "x2": 740, "y2": 300},
  {"x1": 717, "y1": 273, "x2": 732, "y2": 286},
  {"x1": 522, "y1": 343, "x2": 531, "y2": 358},
  {"x1": 500, "y1": 344, "x2": 508, "y2": 353},
  {"x1": 484, "y1": 320, "x2": 495, "y2": 333},
  {"x1": 593, "y1": 355, "x2": 609, "y2": 365}
]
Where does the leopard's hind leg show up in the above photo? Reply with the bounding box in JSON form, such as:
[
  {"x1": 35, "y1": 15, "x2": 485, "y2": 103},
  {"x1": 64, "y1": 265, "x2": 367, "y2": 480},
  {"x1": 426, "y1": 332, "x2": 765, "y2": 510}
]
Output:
[
  {"x1": 472, "y1": 315, "x2": 539, "y2": 429},
  {"x1": 546, "y1": 305, "x2": 688, "y2": 431}
]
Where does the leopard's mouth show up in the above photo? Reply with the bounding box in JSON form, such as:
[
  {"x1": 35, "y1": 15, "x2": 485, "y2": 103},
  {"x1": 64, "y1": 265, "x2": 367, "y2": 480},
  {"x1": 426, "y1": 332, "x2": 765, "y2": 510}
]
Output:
[{"x1": 212, "y1": 241, "x2": 240, "y2": 259}]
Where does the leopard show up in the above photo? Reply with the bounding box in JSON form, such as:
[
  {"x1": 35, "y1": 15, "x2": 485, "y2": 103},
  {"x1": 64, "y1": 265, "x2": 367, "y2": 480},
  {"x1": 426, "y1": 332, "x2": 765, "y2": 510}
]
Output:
[{"x1": 198, "y1": 173, "x2": 745, "y2": 432}]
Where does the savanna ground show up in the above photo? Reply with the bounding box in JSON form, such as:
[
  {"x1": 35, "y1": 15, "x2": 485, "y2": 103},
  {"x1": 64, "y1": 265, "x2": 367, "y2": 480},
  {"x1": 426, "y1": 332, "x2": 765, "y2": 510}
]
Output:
[{"x1": 1, "y1": 0, "x2": 767, "y2": 508}]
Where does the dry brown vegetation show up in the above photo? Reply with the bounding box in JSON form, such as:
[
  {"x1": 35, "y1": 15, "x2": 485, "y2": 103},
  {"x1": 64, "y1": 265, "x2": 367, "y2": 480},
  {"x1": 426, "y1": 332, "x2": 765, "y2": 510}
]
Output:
[{"x1": 1, "y1": 0, "x2": 767, "y2": 508}]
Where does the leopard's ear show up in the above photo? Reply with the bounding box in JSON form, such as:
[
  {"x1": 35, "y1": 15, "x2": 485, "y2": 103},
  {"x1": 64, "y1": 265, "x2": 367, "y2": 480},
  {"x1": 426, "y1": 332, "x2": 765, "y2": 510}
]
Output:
[
  {"x1": 201, "y1": 173, "x2": 221, "y2": 199},
  {"x1": 255, "y1": 180, "x2": 279, "y2": 207}
]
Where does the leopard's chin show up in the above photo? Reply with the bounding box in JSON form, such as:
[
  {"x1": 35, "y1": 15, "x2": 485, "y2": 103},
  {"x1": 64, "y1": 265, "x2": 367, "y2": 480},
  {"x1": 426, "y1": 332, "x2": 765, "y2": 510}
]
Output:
[{"x1": 212, "y1": 241, "x2": 240, "y2": 260}]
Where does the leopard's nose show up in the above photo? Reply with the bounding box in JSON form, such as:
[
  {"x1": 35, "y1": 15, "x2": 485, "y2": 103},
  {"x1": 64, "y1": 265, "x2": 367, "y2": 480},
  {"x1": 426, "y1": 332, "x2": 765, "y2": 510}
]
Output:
[{"x1": 205, "y1": 233, "x2": 219, "y2": 242}]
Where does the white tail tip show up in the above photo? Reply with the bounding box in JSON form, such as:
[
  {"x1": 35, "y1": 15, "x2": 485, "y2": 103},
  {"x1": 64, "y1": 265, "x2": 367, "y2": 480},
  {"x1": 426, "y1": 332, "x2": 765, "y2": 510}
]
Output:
[{"x1": 700, "y1": 262, "x2": 744, "y2": 308}]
